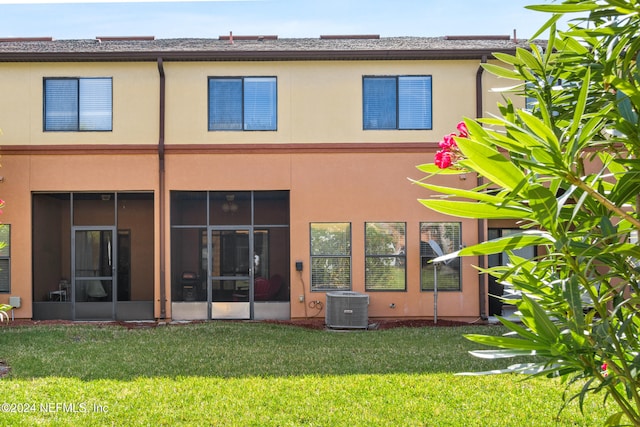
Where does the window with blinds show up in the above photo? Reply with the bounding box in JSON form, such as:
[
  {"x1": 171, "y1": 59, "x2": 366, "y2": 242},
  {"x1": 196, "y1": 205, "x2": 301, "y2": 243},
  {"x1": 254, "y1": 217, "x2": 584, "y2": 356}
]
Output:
[
  {"x1": 310, "y1": 222, "x2": 351, "y2": 291},
  {"x1": 420, "y1": 222, "x2": 462, "y2": 291},
  {"x1": 365, "y1": 222, "x2": 406, "y2": 291},
  {"x1": 0, "y1": 225, "x2": 10, "y2": 293},
  {"x1": 208, "y1": 77, "x2": 277, "y2": 131},
  {"x1": 44, "y1": 78, "x2": 112, "y2": 131},
  {"x1": 363, "y1": 75, "x2": 432, "y2": 130}
]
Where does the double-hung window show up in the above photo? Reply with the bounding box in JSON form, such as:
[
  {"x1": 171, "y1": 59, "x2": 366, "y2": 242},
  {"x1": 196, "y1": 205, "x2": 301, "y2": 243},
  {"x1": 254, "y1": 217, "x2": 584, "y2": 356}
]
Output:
[
  {"x1": 310, "y1": 223, "x2": 351, "y2": 291},
  {"x1": 420, "y1": 222, "x2": 462, "y2": 291},
  {"x1": 208, "y1": 77, "x2": 277, "y2": 131},
  {"x1": 44, "y1": 78, "x2": 112, "y2": 131},
  {"x1": 363, "y1": 75, "x2": 432, "y2": 130},
  {"x1": 365, "y1": 222, "x2": 406, "y2": 291},
  {"x1": 0, "y1": 225, "x2": 10, "y2": 293}
]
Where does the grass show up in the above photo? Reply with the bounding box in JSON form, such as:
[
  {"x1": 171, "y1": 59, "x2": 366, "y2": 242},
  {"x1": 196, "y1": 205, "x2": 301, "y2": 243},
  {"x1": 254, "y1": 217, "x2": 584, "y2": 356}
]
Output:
[{"x1": 0, "y1": 322, "x2": 610, "y2": 426}]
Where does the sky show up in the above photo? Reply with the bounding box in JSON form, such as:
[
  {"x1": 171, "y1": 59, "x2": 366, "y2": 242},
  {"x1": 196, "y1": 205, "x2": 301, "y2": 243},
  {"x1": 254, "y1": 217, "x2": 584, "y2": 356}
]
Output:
[{"x1": 0, "y1": 0, "x2": 573, "y2": 41}]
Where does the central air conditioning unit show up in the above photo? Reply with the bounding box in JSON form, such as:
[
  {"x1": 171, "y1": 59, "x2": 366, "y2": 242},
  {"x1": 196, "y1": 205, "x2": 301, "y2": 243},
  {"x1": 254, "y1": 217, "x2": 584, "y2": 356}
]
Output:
[{"x1": 325, "y1": 291, "x2": 369, "y2": 329}]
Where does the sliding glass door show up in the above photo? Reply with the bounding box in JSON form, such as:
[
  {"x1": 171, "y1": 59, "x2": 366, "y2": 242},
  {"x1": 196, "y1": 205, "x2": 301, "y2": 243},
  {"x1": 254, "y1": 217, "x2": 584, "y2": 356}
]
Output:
[
  {"x1": 73, "y1": 227, "x2": 115, "y2": 320},
  {"x1": 209, "y1": 228, "x2": 252, "y2": 319}
]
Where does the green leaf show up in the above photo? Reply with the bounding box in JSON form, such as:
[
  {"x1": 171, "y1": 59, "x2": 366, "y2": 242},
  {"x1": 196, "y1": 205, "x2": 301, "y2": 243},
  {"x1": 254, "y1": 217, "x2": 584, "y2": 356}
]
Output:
[
  {"x1": 563, "y1": 275, "x2": 584, "y2": 328},
  {"x1": 456, "y1": 137, "x2": 526, "y2": 191},
  {"x1": 613, "y1": 158, "x2": 640, "y2": 168},
  {"x1": 464, "y1": 333, "x2": 548, "y2": 351},
  {"x1": 419, "y1": 200, "x2": 529, "y2": 219},
  {"x1": 481, "y1": 63, "x2": 525, "y2": 80},
  {"x1": 516, "y1": 110, "x2": 561, "y2": 155},
  {"x1": 526, "y1": 4, "x2": 600, "y2": 13},
  {"x1": 616, "y1": 89, "x2": 638, "y2": 125},
  {"x1": 411, "y1": 181, "x2": 509, "y2": 204},
  {"x1": 568, "y1": 114, "x2": 608, "y2": 160},
  {"x1": 468, "y1": 349, "x2": 537, "y2": 359},
  {"x1": 569, "y1": 67, "x2": 590, "y2": 138},
  {"x1": 529, "y1": 14, "x2": 561, "y2": 43},
  {"x1": 527, "y1": 185, "x2": 559, "y2": 232},
  {"x1": 520, "y1": 295, "x2": 561, "y2": 344},
  {"x1": 432, "y1": 231, "x2": 553, "y2": 263},
  {"x1": 599, "y1": 216, "x2": 617, "y2": 238},
  {"x1": 604, "y1": 412, "x2": 624, "y2": 427},
  {"x1": 609, "y1": 170, "x2": 640, "y2": 206},
  {"x1": 415, "y1": 163, "x2": 467, "y2": 175},
  {"x1": 609, "y1": 76, "x2": 640, "y2": 110},
  {"x1": 558, "y1": 35, "x2": 590, "y2": 56},
  {"x1": 497, "y1": 316, "x2": 540, "y2": 342},
  {"x1": 613, "y1": 242, "x2": 640, "y2": 258},
  {"x1": 458, "y1": 231, "x2": 554, "y2": 256},
  {"x1": 601, "y1": 152, "x2": 625, "y2": 175},
  {"x1": 515, "y1": 47, "x2": 545, "y2": 76}
]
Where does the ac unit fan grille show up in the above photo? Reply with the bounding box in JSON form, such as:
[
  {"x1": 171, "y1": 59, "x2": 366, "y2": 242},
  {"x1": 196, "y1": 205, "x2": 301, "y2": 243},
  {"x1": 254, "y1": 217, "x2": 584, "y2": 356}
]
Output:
[{"x1": 326, "y1": 291, "x2": 369, "y2": 329}]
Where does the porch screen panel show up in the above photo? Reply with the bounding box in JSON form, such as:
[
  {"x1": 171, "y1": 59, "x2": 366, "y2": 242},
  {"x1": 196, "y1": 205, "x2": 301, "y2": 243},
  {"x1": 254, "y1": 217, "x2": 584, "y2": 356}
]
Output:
[
  {"x1": 243, "y1": 77, "x2": 276, "y2": 130},
  {"x1": 398, "y1": 76, "x2": 432, "y2": 129},
  {"x1": 363, "y1": 77, "x2": 397, "y2": 129},
  {"x1": 44, "y1": 79, "x2": 78, "y2": 131},
  {"x1": 209, "y1": 78, "x2": 243, "y2": 130}
]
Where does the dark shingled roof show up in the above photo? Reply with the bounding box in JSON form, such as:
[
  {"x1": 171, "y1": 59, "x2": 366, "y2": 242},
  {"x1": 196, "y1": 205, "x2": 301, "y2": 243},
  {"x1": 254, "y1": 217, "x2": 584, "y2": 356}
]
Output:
[{"x1": 0, "y1": 36, "x2": 541, "y2": 62}]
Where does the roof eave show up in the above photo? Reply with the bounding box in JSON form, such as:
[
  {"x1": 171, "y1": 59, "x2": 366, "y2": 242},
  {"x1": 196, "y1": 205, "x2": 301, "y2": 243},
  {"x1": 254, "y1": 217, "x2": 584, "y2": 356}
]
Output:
[{"x1": 0, "y1": 48, "x2": 517, "y2": 62}]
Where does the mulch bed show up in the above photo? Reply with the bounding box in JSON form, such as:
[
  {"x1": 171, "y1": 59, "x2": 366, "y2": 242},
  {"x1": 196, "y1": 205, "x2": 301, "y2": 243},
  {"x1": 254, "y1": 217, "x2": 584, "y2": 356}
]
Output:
[{"x1": 267, "y1": 318, "x2": 480, "y2": 330}]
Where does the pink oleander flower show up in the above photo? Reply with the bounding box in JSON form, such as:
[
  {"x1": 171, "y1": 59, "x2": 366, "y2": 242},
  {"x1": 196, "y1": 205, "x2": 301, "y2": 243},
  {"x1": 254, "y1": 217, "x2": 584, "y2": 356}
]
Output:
[
  {"x1": 434, "y1": 149, "x2": 453, "y2": 169},
  {"x1": 456, "y1": 121, "x2": 469, "y2": 138},
  {"x1": 439, "y1": 133, "x2": 457, "y2": 150},
  {"x1": 433, "y1": 120, "x2": 470, "y2": 169},
  {"x1": 601, "y1": 363, "x2": 608, "y2": 377}
]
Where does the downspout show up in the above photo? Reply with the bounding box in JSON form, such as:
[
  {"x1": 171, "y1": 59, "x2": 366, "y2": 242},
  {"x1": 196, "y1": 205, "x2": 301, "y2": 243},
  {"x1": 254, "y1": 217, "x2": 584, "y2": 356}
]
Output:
[
  {"x1": 476, "y1": 55, "x2": 488, "y2": 320},
  {"x1": 157, "y1": 57, "x2": 167, "y2": 320}
]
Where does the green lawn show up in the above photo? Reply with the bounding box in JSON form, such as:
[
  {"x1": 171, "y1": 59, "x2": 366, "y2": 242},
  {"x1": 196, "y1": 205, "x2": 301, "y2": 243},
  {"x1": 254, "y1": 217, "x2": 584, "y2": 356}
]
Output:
[{"x1": 0, "y1": 322, "x2": 610, "y2": 426}]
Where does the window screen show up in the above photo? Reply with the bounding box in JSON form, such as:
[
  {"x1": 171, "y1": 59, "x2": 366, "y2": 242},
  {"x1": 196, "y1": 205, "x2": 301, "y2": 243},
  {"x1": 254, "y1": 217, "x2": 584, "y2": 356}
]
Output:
[
  {"x1": 365, "y1": 222, "x2": 406, "y2": 291},
  {"x1": 310, "y1": 223, "x2": 351, "y2": 291},
  {"x1": 44, "y1": 78, "x2": 112, "y2": 131}
]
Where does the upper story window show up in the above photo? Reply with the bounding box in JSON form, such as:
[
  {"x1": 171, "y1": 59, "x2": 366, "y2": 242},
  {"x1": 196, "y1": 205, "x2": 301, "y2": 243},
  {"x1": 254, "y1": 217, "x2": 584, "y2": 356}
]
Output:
[
  {"x1": 44, "y1": 78, "x2": 113, "y2": 131},
  {"x1": 363, "y1": 76, "x2": 432, "y2": 130},
  {"x1": 208, "y1": 77, "x2": 277, "y2": 131}
]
